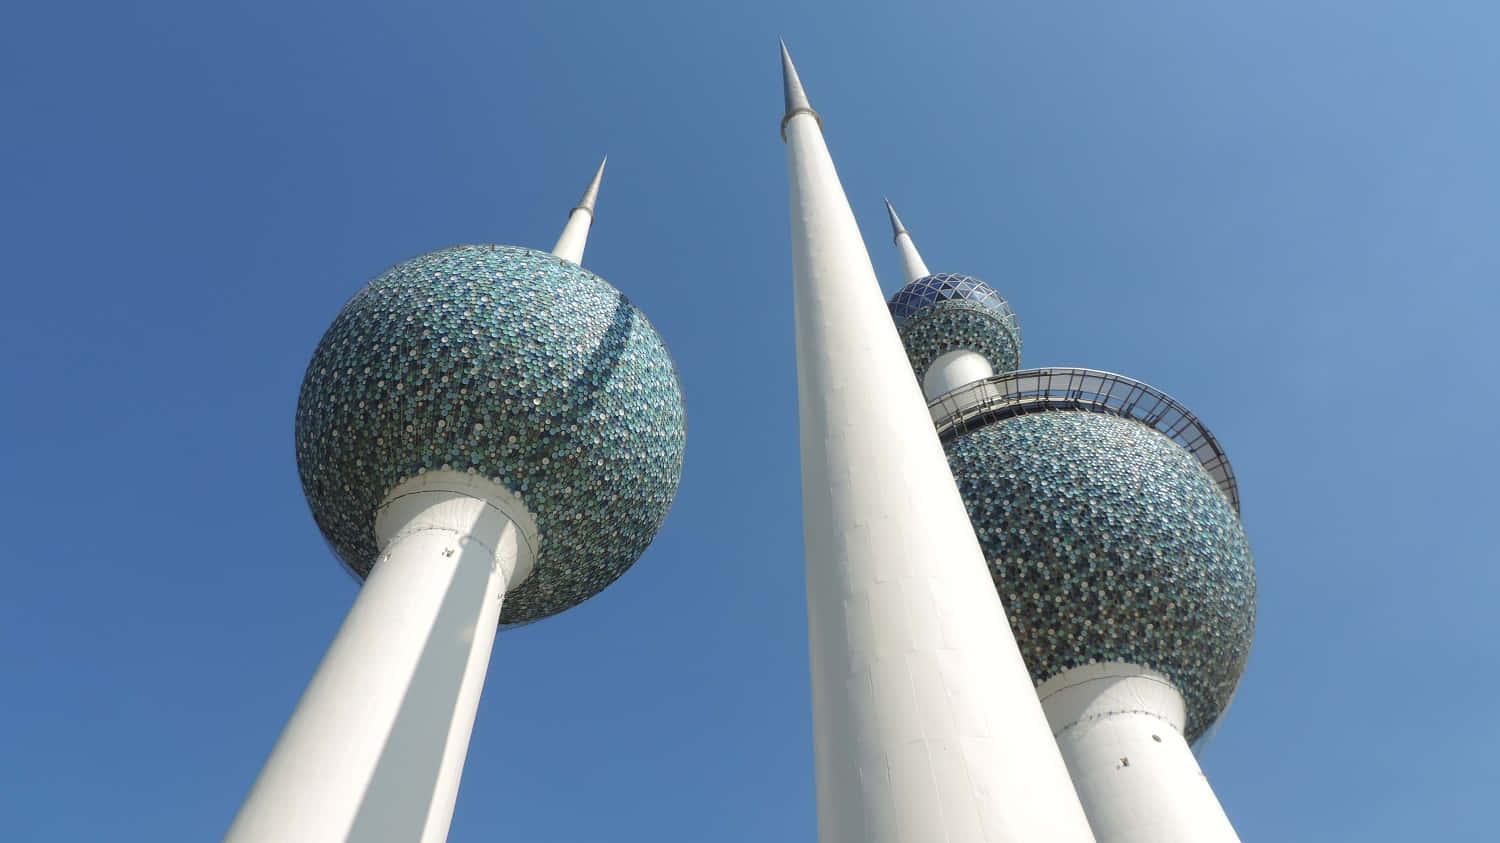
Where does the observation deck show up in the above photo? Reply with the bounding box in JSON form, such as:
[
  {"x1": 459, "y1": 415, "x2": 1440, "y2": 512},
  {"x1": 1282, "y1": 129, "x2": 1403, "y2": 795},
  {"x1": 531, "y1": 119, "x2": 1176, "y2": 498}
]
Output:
[{"x1": 928, "y1": 367, "x2": 1240, "y2": 514}]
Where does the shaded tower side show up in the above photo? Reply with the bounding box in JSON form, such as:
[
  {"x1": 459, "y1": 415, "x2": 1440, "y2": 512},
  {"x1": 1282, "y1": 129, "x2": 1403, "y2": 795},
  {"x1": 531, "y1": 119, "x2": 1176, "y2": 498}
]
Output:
[
  {"x1": 779, "y1": 43, "x2": 1095, "y2": 843},
  {"x1": 932, "y1": 368, "x2": 1254, "y2": 843}
]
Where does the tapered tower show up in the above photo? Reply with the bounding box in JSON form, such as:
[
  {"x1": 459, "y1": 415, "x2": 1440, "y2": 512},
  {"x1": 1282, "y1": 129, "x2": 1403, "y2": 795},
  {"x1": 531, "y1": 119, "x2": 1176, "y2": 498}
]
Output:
[
  {"x1": 778, "y1": 43, "x2": 1095, "y2": 843},
  {"x1": 885, "y1": 207, "x2": 1255, "y2": 843},
  {"x1": 226, "y1": 162, "x2": 687, "y2": 843}
]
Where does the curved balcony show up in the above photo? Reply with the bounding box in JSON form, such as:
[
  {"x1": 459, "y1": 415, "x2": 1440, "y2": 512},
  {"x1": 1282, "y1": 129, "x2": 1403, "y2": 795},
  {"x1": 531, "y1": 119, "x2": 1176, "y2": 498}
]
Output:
[{"x1": 928, "y1": 367, "x2": 1240, "y2": 514}]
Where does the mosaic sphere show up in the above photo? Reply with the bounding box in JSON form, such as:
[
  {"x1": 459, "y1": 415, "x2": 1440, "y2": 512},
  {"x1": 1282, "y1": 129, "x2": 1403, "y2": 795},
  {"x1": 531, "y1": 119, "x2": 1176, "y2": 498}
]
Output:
[
  {"x1": 295, "y1": 244, "x2": 687, "y2": 625},
  {"x1": 945, "y1": 411, "x2": 1255, "y2": 742},
  {"x1": 888, "y1": 273, "x2": 1022, "y2": 380}
]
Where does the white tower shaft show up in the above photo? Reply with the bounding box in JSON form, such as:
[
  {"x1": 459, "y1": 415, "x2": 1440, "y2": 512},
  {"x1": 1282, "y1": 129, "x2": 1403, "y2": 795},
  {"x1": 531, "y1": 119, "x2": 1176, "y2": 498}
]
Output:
[
  {"x1": 226, "y1": 471, "x2": 537, "y2": 843},
  {"x1": 1038, "y1": 664, "x2": 1241, "y2": 843},
  {"x1": 551, "y1": 157, "x2": 606, "y2": 264},
  {"x1": 780, "y1": 42, "x2": 1095, "y2": 843}
]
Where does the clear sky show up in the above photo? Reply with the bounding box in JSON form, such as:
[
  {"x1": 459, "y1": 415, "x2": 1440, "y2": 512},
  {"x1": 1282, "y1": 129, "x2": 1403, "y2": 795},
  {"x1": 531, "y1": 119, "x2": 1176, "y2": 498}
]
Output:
[{"x1": 2, "y1": 1, "x2": 1496, "y2": 840}]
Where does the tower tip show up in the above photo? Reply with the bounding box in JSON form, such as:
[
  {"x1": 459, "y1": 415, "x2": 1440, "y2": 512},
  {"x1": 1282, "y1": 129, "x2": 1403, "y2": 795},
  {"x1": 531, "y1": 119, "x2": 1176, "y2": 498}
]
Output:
[
  {"x1": 575, "y1": 156, "x2": 607, "y2": 215},
  {"x1": 885, "y1": 197, "x2": 909, "y2": 242},
  {"x1": 780, "y1": 40, "x2": 821, "y2": 140},
  {"x1": 780, "y1": 40, "x2": 812, "y2": 114}
]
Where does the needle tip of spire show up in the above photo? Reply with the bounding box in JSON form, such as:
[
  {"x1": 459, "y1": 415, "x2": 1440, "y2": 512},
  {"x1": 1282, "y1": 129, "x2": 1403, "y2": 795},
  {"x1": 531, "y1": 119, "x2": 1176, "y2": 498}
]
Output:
[
  {"x1": 780, "y1": 40, "x2": 817, "y2": 131},
  {"x1": 885, "y1": 197, "x2": 909, "y2": 241},
  {"x1": 576, "y1": 156, "x2": 606, "y2": 215}
]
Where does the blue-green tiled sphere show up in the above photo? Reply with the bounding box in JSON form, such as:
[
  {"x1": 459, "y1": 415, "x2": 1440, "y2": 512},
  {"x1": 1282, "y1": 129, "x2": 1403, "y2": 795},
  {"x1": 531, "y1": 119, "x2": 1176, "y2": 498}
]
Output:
[
  {"x1": 295, "y1": 244, "x2": 686, "y2": 625},
  {"x1": 888, "y1": 273, "x2": 1021, "y2": 380},
  {"x1": 946, "y1": 411, "x2": 1255, "y2": 741}
]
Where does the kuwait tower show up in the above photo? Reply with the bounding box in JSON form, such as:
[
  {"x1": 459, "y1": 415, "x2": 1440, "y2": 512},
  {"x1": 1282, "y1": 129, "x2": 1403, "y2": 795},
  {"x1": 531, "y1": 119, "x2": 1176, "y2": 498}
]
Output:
[
  {"x1": 885, "y1": 204, "x2": 1256, "y2": 842},
  {"x1": 225, "y1": 161, "x2": 687, "y2": 843},
  {"x1": 778, "y1": 42, "x2": 1095, "y2": 843}
]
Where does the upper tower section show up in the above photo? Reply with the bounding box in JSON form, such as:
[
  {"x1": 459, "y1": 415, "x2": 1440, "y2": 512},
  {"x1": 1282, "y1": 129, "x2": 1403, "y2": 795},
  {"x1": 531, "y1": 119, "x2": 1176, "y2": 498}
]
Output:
[
  {"x1": 883, "y1": 200, "x2": 1021, "y2": 399},
  {"x1": 294, "y1": 165, "x2": 687, "y2": 625}
]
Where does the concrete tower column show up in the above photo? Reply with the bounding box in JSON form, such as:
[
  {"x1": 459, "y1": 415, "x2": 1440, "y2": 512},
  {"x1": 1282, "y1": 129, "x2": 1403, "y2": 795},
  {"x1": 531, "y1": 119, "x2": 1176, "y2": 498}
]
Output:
[
  {"x1": 1038, "y1": 664, "x2": 1241, "y2": 843},
  {"x1": 225, "y1": 471, "x2": 538, "y2": 843},
  {"x1": 552, "y1": 156, "x2": 606, "y2": 264},
  {"x1": 779, "y1": 42, "x2": 1095, "y2": 843}
]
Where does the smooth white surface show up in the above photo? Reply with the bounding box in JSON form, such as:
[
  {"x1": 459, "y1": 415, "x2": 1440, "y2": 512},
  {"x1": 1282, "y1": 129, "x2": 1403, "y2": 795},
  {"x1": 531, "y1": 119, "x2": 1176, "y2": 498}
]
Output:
[
  {"x1": 882, "y1": 198, "x2": 930, "y2": 285},
  {"x1": 894, "y1": 229, "x2": 930, "y2": 284},
  {"x1": 783, "y1": 88, "x2": 1095, "y2": 842},
  {"x1": 922, "y1": 349, "x2": 993, "y2": 400},
  {"x1": 1039, "y1": 663, "x2": 1240, "y2": 843},
  {"x1": 551, "y1": 207, "x2": 593, "y2": 265},
  {"x1": 225, "y1": 471, "x2": 535, "y2": 843},
  {"x1": 551, "y1": 157, "x2": 606, "y2": 265}
]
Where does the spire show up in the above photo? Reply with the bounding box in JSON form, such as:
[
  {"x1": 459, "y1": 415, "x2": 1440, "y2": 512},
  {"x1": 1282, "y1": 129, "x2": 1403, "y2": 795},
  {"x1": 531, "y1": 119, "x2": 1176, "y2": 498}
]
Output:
[
  {"x1": 884, "y1": 197, "x2": 908, "y2": 240},
  {"x1": 551, "y1": 156, "x2": 606, "y2": 265},
  {"x1": 575, "y1": 156, "x2": 606, "y2": 215},
  {"x1": 779, "y1": 41, "x2": 1096, "y2": 843},
  {"x1": 884, "y1": 197, "x2": 931, "y2": 283},
  {"x1": 779, "y1": 40, "x2": 821, "y2": 141}
]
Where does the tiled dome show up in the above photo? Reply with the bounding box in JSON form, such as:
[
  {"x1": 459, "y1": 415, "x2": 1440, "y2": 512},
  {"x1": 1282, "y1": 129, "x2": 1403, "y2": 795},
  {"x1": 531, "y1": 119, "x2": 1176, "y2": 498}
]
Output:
[
  {"x1": 888, "y1": 273, "x2": 1021, "y2": 380},
  {"x1": 945, "y1": 411, "x2": 1255, "y2": 741},
  {"x1": 295, "y1": 244, "x2": 686, "y2": 625}
]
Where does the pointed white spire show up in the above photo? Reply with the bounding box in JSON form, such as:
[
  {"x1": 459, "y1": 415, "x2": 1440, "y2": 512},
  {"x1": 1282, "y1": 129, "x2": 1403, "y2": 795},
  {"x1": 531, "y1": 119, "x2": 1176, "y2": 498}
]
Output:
[
  {"x1": 779, "y1": 41, "x2": 1096, "y2": 843},
  {"x1": 780, "y1": 39, "x2": 821, "y2": 140},
  {"x1": 884, "y1": 197, "x2": 931, "y2": 283},
  {"x1": 551, "y1": 156, "x2": 606, "y2": 265}
]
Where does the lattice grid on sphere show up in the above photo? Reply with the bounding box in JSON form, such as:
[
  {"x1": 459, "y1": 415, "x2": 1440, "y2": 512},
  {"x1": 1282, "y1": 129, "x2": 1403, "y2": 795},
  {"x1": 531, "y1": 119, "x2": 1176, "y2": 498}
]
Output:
[
  {"x1": 887, "y1": 274, "x2": 1022, "y2": 379},
  {"x1": 295, "y1": 244, "x2": 687, "y2": 625}
]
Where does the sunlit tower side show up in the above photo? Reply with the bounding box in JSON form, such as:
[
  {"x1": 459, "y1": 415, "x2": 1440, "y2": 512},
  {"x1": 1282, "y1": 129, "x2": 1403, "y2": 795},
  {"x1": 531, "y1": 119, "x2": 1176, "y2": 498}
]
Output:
[
  {"x1": 884, "y1": 208, "x2": 1256, "y2": 843},
  {"x1": 226, "y1": 161, "x2": 687, "y2": 843},
  {"x1": 778, "y1": 43, "x2": 1095, "y2": 843}
]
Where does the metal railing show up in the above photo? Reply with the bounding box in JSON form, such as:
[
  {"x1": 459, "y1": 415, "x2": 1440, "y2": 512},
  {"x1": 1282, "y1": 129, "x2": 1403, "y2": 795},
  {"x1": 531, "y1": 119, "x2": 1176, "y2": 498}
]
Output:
[{"x1": 928, "y1": 367, "x2": 1240, "y2": 514}]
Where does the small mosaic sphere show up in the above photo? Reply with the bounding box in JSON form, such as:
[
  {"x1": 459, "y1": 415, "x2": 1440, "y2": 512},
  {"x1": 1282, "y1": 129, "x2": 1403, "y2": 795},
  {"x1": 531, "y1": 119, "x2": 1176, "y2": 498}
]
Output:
[
  {"x1": 887, "y1": 273, "x2": 1021, "y2": 379},
  {"x1": 945, "y1": 411, "x2": 1255, "y2": 742},
  {"x1": 295, "y1": 244, "x2": 687, "y2": 625}
]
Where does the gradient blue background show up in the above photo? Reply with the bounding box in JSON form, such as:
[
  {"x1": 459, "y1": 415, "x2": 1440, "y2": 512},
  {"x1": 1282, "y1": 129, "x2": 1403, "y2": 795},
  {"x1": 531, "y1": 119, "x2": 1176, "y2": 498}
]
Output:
[{"x1": 2, "y1": 2, "x2": 1495, "y2": 840}]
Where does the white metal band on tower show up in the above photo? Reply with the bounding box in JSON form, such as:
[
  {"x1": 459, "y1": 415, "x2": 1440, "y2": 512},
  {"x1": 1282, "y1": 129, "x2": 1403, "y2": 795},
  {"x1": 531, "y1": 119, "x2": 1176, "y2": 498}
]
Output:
[
  {"x1": 780, "y1": 42, "x2": 1095, "y2": 843},
  {"x1": 1038, "y1": 663, "x2": 1241, "y2": 843},
  {"x1": 225, "y1": 471, "x2": 538, "y2": 843},
  {"x1": 552, "y1": 157, "x2": 606, "y2": 265}
]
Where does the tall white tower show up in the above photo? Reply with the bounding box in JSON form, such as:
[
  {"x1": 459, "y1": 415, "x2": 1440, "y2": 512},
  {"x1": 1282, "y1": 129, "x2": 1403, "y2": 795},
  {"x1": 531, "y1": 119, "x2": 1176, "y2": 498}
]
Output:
[
  {"x1": 226, "y1": 163, "x2": 687, "y2": 842},
  {"x1": 778, "y1": 42, "x2": 1095, "y2": 843},
  {"x1": 881, "y1": 207, "x2": 1254, "y2": 843}
]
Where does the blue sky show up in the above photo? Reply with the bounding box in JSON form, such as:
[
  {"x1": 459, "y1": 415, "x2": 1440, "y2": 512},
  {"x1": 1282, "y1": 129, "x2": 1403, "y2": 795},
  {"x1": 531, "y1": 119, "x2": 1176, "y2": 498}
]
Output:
[{"x1": 2, "y1": 1, "x2": 1496, "y2": 840}]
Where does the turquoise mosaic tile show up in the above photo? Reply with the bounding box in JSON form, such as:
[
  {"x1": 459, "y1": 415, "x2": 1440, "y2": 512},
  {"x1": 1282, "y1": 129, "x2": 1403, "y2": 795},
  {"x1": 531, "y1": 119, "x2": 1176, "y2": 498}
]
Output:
[
  {"x1": 888, "y1": 274, "x2": 1021, "y2": 381},
  {"x1": 945, "y1": 411, "x2": 1255, "y2": 742},
  {"x1": 295, "y1": 244, "x2": 686, "y2": 625}
]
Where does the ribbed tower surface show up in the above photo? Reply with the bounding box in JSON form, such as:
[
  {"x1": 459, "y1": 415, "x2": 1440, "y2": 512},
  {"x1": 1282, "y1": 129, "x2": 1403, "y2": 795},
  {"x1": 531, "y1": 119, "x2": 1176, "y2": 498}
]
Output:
[
  {"x1": 295, "y1": 244, "x2": 687, "y2": 625},
  {"x1": 888, "y1": 273, "x2": 1022, "y2": 377},
  {"x1": 945, "y1": 410, "x2": 1255, "y2": 742}
]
